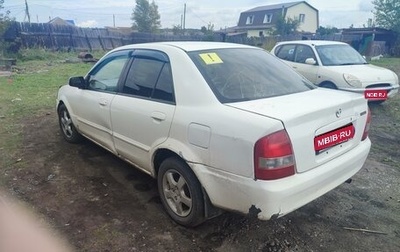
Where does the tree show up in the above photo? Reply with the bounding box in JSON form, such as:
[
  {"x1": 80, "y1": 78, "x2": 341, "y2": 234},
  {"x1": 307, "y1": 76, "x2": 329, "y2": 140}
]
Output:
[
  {"x1": 131, "y1": 0, "x2": 161, "y2": 33},
  {"x1": 0, "y1": 0, "x2": 11, "y2": 55},
  {"x1": 0, "y1": 0, "x2": 10, "y2": 23},
  {"x1": 372, "y1": 0, "x2": 400, "y2": 33},
  {"x1": 200, "y1": 22, "x2": 214, "y2": 35},
  {"x1": 274, "y1": 16, "x2": 299, "y2": 35},
  {"x1": 172, "y1": 24, "x2": 182, "y2": 35},
  {"x1": 317, "y1": 26, "x2": 339, "y2": 36}
]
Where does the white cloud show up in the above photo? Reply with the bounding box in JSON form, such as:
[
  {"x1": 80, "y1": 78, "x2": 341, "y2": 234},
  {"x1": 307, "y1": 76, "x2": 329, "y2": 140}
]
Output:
[
  {"x1": 77, "y1": 20, "x2": 98, "y2": 28},
  {"x1": 359, "y1": 1, "x2": 374, "y2": 12},
  {"x1": 4, "y1": 0, "x2": 378, "y2": 29}
]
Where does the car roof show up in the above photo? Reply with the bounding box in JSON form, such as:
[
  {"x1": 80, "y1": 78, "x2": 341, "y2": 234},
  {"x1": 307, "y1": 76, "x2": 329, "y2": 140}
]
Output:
[
  {"x1": 114, "y1": 41, "x2": 256, "y2": 53},
  {"x1": 276, "y1": 40, "x2": 347, "y2": 46}
]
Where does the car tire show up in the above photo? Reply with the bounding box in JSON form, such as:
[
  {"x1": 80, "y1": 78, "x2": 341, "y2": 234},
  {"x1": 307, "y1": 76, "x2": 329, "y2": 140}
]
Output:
[
  {"x1": 158, "y1": 157, "x2": 205, "y2": 227},
  {"x1": 58, "y1": 103, "x2": 83, "y2": 143}
]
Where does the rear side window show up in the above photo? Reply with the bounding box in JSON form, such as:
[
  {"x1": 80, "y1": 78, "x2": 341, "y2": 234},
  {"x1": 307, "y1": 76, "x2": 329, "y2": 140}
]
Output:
[
  {"x1": 124, "y1": 58, "x2": 164, "y2": 97},
  {"x1": 275, "y1": 44, "x2": 296, "y2": 62},
  {"x1": 122, "y1": 50, "x2": 174, "y2": 103},
  {"x1": 188, "y1": 48, "x2": 314, "y2": 103}
]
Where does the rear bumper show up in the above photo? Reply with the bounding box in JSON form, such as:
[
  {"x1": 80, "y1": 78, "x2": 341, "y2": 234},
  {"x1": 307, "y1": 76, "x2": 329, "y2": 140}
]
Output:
[{"x1": 191, "y1": 138, "x2": 371, "y2": 220}]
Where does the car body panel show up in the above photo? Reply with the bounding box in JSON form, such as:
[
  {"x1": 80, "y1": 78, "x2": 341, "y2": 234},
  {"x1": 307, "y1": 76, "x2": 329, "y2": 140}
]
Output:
[
  {"x1": 56, "y1": 41, "x2": 371, "y2": 222},
  {"x1": 271, "y1": 40, "x2": 399, "y2": 100},
  {"x1": 192, "y1": 137, "x2": 370, "y2": 219},
  {"x1": 227, "y1": 88, "x2": 368, "y2": 173},
  {"x1": 110, "y1": 96, "x2": 176, "y2": 172}
]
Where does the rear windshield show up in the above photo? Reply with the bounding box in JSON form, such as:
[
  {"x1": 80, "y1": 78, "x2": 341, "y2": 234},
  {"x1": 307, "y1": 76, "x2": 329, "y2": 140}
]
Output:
[{"x1": 188, "y1": 48, "x2": 314, "y2": 103}]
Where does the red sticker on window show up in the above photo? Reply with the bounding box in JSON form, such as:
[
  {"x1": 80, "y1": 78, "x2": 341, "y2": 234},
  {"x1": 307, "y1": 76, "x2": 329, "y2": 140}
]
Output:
[
  {"x1": 314, "y1": 125, "x2": 355, "y2": 151},
  {"x1": 364, "y1": 90, "x2": 387, "y2": 100}
]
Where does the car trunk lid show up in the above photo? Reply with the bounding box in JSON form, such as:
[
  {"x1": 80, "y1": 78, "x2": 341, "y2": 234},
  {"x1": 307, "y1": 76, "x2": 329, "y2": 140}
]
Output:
[{"x1": 226, "y1": 88, "x2": 369, "y2": 173}]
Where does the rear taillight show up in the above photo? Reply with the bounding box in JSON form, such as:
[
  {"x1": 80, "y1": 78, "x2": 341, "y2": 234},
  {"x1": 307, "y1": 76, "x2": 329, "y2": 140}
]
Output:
[
  {"x1": 254, "y1": 129, "x2": 295, "y2": 180},
  {"x1": 361, "y1": 108, "x2": 371, "y2": 141}
]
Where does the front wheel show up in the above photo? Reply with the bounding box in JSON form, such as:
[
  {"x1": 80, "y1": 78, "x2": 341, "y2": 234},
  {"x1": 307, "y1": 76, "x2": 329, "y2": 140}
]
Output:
[
  {"x1": 157, "y1": 157, "x2": 205, "y2": 227},
  {"x1": 58, "y1": 103, "x2": 83, "y2": 143}
]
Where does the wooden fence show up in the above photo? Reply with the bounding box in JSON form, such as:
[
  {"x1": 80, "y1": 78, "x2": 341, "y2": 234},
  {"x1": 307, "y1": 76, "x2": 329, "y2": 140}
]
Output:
[
  {"x1": 2, "y1": 22, "x2": 395, "y2": 56},
  {"x1": 3, "y1": 22, "x2": 227, "y2": 52},
  {"x1": 4, "y1": 22, "x2": 133, "y2": 51}
]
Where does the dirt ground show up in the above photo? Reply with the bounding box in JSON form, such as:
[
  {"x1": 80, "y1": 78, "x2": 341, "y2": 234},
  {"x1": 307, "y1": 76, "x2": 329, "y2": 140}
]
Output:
[{"x1": 2, "y1": 91, "x2": 400, "y2": 251}]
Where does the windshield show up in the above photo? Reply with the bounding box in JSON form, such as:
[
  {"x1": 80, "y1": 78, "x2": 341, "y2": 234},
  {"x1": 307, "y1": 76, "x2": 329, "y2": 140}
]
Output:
[
  {"x1": 316, "y1": 44, "x2": 367, "y2": 66},
  {"x1": 188, "y1": 48, "x2": 314, "y2": 103}
]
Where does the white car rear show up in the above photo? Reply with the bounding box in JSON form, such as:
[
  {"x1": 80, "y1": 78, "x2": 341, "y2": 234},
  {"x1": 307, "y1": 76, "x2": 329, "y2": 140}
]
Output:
[{"x1": 56, "y1": 42, "x2": 371, "y2": 226}]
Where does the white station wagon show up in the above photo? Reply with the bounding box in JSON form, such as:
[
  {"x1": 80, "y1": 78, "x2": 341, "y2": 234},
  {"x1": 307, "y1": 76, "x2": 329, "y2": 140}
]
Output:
[
  {"x1": 56, "y1": 42, "x2": 371, "y2": 227},
  {"x1": 271, "y1": 40, "x2": 399, "y2": 102}
]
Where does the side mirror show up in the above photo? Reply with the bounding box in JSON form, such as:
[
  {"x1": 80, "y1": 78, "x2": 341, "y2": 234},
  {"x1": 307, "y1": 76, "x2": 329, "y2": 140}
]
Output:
[
  {"x1": 69, "y1": 76, "x2": 86, "y2": 89},
  {"x1": 305, "y1": 58, "x2": 317, "y2": 65}
]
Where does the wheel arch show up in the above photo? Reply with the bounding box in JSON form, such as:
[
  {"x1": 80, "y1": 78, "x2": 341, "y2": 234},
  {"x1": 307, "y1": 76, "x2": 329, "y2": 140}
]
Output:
[
  {"x1": 56, "y1": 98, "x2": 79, "y2": 127},
  {"x1": 152, "y1": 147, "x2": 222, "y2": 220},
  {"x1": 153, "y1": 148, "x2": 180, "y2": 176},
  {"x1": 319, "y1": 81, "x2": 338, "y2": 89}
]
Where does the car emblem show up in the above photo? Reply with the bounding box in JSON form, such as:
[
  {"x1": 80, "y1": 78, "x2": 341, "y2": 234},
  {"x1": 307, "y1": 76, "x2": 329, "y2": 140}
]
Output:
[{"x1": 336, "y1": 109, "x2": 342, "y2": 118}]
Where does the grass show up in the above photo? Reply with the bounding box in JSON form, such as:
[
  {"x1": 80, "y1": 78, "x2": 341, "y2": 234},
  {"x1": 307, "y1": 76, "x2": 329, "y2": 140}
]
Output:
[
  {"x1": 369, "y1": 57, "x2": 400, "y2": 72},
  {"x1": 0, "y1": 50, "x2": 102, "y2": 183}
]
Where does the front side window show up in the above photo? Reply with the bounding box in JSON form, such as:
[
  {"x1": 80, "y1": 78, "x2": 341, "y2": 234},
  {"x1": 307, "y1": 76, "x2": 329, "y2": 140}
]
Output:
[
  {"x1": 122, "y1": 51, "x2": 174, "y2": 103},
  {"x1": 294, "y1": 45, "x2": 315, "y2": 63},
  {"x1": 87, "y1": 53, "x2": 130, "y2": 92},
  {"x1": 188, "y1": 48, "x2": 314, "y2": 103}
]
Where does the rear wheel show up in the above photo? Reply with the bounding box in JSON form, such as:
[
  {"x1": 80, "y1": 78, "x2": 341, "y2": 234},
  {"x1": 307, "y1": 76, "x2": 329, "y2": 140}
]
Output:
[
  {"x1": 58, "y1": 104, "x2": 83, "y2": 143},
  {"x1": 158, "y1": 157, "x2": 205, "y2": 227}
]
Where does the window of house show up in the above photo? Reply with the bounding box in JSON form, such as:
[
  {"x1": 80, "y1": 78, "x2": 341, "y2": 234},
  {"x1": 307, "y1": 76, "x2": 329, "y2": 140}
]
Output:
[
  {"x1": 299, "y1": 14, "x2": 305, "y2": 23},
  {"x1": 246, "y1": 15, "x2": 254, "y2": 25},
  {"x1": 263, "y1": 14, "x2": 273, "y2": 23}
]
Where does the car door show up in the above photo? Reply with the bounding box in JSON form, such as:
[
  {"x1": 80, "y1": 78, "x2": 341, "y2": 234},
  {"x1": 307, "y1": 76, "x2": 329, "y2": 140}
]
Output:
[
  {"x1": 291, "y1": 44, "x2": 319, "y2": 83},
  {"x1": 275, "y1": 44, "x2": 319, "y2": 84},
  {"x1": 70, "y1": 50, "x2": 131, "y2": 152},
  {"x1": 111, "y1": 49, "x2": 176, "y2": 172}
]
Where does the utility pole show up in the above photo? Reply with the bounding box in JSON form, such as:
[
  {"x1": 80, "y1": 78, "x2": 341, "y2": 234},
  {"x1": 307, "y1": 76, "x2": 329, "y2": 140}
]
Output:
[
  {"x1": 24, "y1": 0, "x2": 31, "y2": 23},
  {"x1": 183, "y1": 3, "x2": 186, "y2": 34}
]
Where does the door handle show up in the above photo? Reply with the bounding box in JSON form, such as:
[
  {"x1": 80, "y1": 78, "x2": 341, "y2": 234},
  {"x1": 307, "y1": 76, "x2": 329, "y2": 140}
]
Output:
[
  {"x1": 151, "y1": 112, "x2": 166, "y2": 122},
  {"x1": 99, "y1": 98, "x2": 108, "y2": 106}
]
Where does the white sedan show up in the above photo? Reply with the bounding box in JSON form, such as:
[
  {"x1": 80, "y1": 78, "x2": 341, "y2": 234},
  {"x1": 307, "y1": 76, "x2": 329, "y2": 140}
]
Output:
[
  {"x1": 56, "y1": 42, "x2": 371, "y2": 227},
  {"x1": 271, "y1": 40, "x2": 399, "y2": 102}
]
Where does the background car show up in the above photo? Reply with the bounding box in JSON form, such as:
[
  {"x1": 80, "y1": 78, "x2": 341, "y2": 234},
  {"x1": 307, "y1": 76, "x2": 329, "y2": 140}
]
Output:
[
  {"x1": 271, "y1": 40, "x2": 399, "y2": 102},
  {"x1": 56, "y1": 42, "x2": 371, "y2": 227}
]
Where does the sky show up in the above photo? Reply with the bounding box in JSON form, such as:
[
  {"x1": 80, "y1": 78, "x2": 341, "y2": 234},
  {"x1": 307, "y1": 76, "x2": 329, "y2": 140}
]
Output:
[{"x1": 3, "y1": 0, "x2": 375, "y2": 30}]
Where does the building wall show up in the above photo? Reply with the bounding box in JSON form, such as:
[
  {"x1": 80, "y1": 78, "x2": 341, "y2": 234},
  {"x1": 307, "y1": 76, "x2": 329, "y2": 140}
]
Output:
[
  {"x1": 286, "y1": 3, "x2": 318, "y2": 33},
  {"x1": 247, "y1": 29, "x2": 274, "y2": 38}
]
